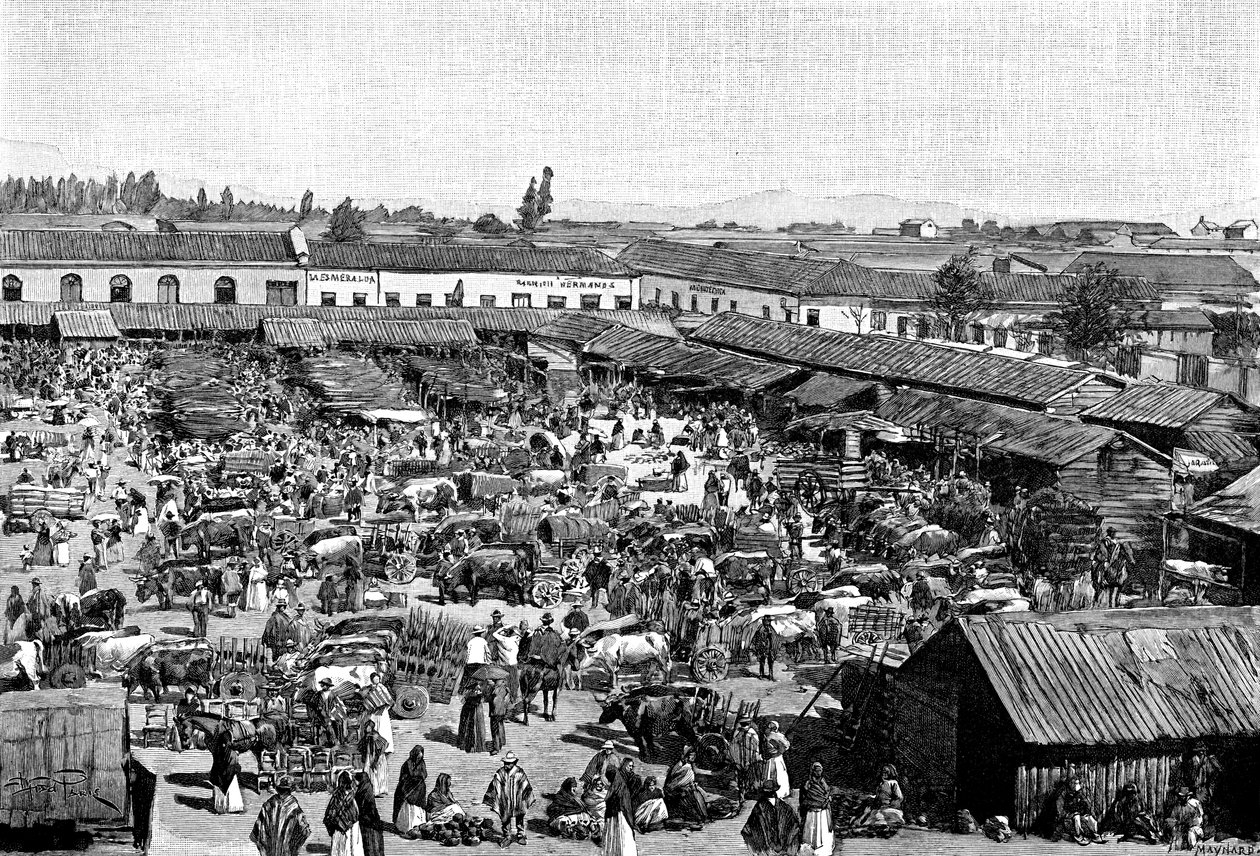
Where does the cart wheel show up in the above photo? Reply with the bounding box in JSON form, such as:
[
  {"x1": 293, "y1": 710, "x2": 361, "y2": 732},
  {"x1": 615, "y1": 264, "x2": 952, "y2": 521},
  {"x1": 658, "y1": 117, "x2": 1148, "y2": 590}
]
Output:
[
  {"x1": 393, "y1": 685, "x2": 430, "y2": 720},
  {"x1": 385, "y1": 555, "x2": 418, "y2": 584},
  {"x1": 560, "y1": 569, "x2": 583, "y2": 590},
  {"x1": 219, "y1": 671, "x2": 258, "y2": 701},
  {"x1": 689, "y1": 646, "x2": 729, "y2": 683},
  {"x1": 852, "y1": 631, "x2": 879, "y2": 645},
  {"x1": 271, "y1": 530, "x2": 299, "y2": 553},
  {"x1": 695, "y1": 733, "x2": 729, "y2": 771},
  {"x1": 788, "y1": 566, "x2": 821, "y2": 594},
  {"x1": 795, "y1": 471, "x2": 826, "y2": 514},
  {"x1": 47, "y1": 663, "x2": 86, "y2": 689},
  {"x1": 531, "y1": 579, "x2": 563, "y2": 609}
]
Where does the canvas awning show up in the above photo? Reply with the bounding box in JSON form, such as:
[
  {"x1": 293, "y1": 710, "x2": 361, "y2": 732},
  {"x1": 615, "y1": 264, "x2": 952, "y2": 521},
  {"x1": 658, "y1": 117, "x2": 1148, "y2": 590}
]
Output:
[{"x1": 358, "y1": 409, "x2": 432, "y2": 424}]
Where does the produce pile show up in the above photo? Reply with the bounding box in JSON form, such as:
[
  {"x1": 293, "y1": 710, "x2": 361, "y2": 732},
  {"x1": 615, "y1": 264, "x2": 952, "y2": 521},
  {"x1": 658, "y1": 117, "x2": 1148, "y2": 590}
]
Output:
[
  {"x1": 408, "y1": 815, "x2": 500, "y2": 846},
  {"x1": 8, "y1": 485, "x2": 87, "y2": 519},
  {"x1": 395, "y1": 607, "x2": 473, "y2": 704},
  {"x1": 286, "y1": 354, "x2": 411, "y2": 413}
]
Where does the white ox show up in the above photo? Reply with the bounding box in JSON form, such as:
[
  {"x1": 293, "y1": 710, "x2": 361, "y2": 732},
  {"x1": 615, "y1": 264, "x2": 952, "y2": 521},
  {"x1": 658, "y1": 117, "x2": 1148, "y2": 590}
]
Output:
[
  {"x1": 75, "y1": 631, "x2": 156, "y2": 677},
  {"x1": 301, "y1": 535, "x2": 364, "y2": 574},
  {"x1": 578, "y1": 632, "x2": 671, "y2": 690}
]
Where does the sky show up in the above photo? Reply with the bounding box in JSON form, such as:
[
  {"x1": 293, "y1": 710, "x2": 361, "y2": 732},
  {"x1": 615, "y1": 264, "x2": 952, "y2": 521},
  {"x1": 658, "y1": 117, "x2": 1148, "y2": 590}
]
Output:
[{"x1": 2, "y1": 0, "x2": 1258, "y2": 218}]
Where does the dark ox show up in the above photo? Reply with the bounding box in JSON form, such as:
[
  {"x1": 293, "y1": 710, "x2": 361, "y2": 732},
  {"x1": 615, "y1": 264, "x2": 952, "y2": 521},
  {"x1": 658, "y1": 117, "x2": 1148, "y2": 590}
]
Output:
[
  {"x1": 124, "y1": 647, "x2": 217, "y2": 702},
  {"x1": 596, "y1": 685, "x2": 700, "y2": 762}
]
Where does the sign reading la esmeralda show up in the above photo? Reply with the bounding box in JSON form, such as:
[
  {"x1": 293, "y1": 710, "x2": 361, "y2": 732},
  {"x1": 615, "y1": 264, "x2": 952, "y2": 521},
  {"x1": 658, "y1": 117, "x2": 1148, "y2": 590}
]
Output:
[{"x1": 308, "y1": 271, "x2": 378, "y2": 285}]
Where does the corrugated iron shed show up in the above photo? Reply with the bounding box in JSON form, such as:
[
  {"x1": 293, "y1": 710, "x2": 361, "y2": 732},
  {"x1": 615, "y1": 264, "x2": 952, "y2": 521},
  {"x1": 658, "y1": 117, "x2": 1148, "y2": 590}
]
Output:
[
  {"x1": 952, "y1": 607, "x2": 1260, "y2": 746},
  {"x1": 1185, "y1": 463, "x2": 1260, "y2": 535},
  {"x1": 875, "y1": 388, "x2": 1118, "y2": 466},
  {"x1": 52, "y1": 309, "x2": 120, "y2": 340},
  {"x1": 0, "y1": 230, "x2": 294, "y2": 263},
  {"x1": 320, "y1": 319, "x2": 478, "y2": 347},
  {"x1": 690, "y1": 313, "x2": 1107, "y2": 408},
  {"x1": 260, "y1": 318, "x2": 324, "y2": 348},
  {"x1": 782, "y1": 374, "x2": 877, "y2": 408},
  {"x1": 583, "y1": 325, "x2": 798, "y2": 390},
  {"x1": 530, "y1": 313, "x2": 618, "y2": 346},
  {"x1": 307, "y1": 241, "x2": 631, "y2": 275},
  {"x1": 1081, "y1": 382, "x2": 1238, "y2": 429}
]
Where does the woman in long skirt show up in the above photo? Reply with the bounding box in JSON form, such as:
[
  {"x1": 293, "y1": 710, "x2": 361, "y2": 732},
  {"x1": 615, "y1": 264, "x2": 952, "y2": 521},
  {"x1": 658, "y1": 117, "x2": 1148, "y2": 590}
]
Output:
[
  {"x1": 31, "y1": 521, "x2": 53, "y2": 567},
  {"x1": 455, "y1": 683, "x2": 487, "y2": 754},
  {"x1": 602, "y1": 767, "x2": 637, "y2": 856},
  {"x1": 425, "y1": 773, "x2": 463, "y2": 825},
  {"x1": 798, "y1": 762, "x2": 834, "y2": 856},
  {"x1": 324, "y1": 772, "x2": 363, "y2": 856},
  {"x1": 245, "y1": 559, "x2": 269, "y2": 612},
  {"x1": 393, "y1": 745, "x2": 428, "y2": 835},
  {"x1": 209, "y1": 732, "x2": 245, "y2": 814},
  {"x1": 133, "y1": 505, "x2": 151, "y2": 538},
  {"x1": 106, "y1": 521, "x2": 125, "y2": 564},
  {"x1": 354, "y1": 771, "x2": 385, "y2": 856},
  {"x1": 358, "y1": 720, "x2": 390, "y2": 797}
]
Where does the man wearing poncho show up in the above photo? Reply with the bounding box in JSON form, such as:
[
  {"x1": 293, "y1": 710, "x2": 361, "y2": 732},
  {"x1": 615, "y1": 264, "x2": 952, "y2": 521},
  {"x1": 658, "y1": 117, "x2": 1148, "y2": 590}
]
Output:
[
  {"x1": 250, "y1": 776, "x2": 309, "y2": 856},
  {"x1": 483, "y1": 752, "x2": 535, "y2": 846},
  {"x1": 583, "y1": 740, "x2": 622, "y2": 786},
  {"x1": 359, "y1": 672, "x2": 394, "y2": 753},
  {"x1": 728, "y1": 715, "x2": 763, "y2": 800}
]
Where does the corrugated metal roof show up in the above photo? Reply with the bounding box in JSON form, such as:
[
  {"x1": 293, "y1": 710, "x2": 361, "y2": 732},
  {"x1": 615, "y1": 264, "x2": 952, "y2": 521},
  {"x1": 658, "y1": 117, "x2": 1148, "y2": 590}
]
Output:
[
  {"x1": 875, "y1": 388, "x2": 1119, "y2": 466},
  {"x1": 530, "y1": 313, "x2": 618, "y2": 345},
  {"x1": 583, "y1": 325, "x2": 798, "y2": 390},
  {"x1": 320, "y1": 319, "x2": 478, "y2": 347},
  {"x1": 1080, "y1": 382, "x2": 1233, "y2": 428},
  {"x1": 260, "y1": 318, "x2": 325, "y2": 348},
  {"x1": 805, "y1": 269, "x2": 1156, "y2": 301},
  {"x1": 307, "y1": 241, "x2": 631, "y2": 275},
  {"x1": 1067, "y1": 252, "x2": 1257, "y2": 287},
  {"x1": 783, "y1": 374, "x2": 877, "y2": 408},
  {"x1": 1128, "y1": 309, "x2": 1215, "y2": 331},
  {"x1": 1186, "y1": 463, "x2": 1260, "y2": 534},
  {"x1": 1185, "y1": 430, "x2": 1258, "y2": 464},
  {"x1": 0, "y1": 230, "x2": 294, "y2": 263},
  {"x1": 690, "y1": 313, "x2": 1104, "y2": 408},
  {"x1": 953, "y1": 607, "x2": 1260, "y2": 746},
  {"x1": 617, "y1": 239, "x2": 849, "y2": 295},
  {"x1": 52, "y1": 309, "x2": 120, "y2": 340}
]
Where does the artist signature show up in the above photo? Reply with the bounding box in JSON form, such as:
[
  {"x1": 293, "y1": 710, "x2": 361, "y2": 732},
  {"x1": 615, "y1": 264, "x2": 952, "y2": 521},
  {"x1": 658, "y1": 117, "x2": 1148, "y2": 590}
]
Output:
[
  {"x1": 3, "y1": 769, "x2": 121, "y2": 814},
  {"x1": 1197, "y1": 845, "x2": 1258, "y2": 856}
]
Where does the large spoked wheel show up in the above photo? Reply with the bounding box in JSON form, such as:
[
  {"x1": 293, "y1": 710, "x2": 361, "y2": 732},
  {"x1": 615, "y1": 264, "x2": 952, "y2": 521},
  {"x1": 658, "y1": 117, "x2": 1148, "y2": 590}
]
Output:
[
  {"x1": 852, "y1": 630, "x2": 880, "y2": 645},
  {"x1": 218, "y1": 671, "x2": 258, "y2": 701},
  {"x1": 788, "y1": 565, "x2": 822, "y2": 594},
  {"x1": 385, "y1": 554, "x2": 418, "y2": 584},
  {"x1": 393, "y1": 685, "x2": 430, "y2": 720},
  {"x1": 689, "y1": 646, "x2": 730, "y2": 683},
  {"x1": 560, "y1": 566, "x2": 584, "y2": 590},
  {"x1": 695, "y1": 733, "x2": 729, "y2": 771},
  {"x1": 531, "y1": 578, "x2": 563, "y2": 609},
  {"x1": 271, "y1": 529, "x2": 300, "y2": 553},
  {"x1": 795, "y1": 471, "x2": 827, "y2": 514}
]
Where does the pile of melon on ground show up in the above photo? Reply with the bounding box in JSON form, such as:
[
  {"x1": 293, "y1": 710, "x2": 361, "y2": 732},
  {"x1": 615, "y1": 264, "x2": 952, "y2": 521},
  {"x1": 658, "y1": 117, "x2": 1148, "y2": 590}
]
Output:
[{"x1": 407, "y1": 815, "x2": 501, "y2": 846}]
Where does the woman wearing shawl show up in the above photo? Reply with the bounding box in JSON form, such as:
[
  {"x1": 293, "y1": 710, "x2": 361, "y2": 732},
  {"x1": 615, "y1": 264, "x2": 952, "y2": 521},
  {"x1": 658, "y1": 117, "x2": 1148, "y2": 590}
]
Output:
[
  {"x1": 357, "y1": 719, "x2": 390, "y2": 797},
  {"x1": 353, "y1": 771, "x2": 384, "y2": 856},
  {"x1": 31, "y1": 519, "x2": 53, "y2": 567},
  {"x1": 664, "y1": 746, "x2": 709, "y2": 823},
  {"x1": 633, "y1": 775, "x2": 668, "y2": 833},
  {"x1": 546, "y1": 777, "x2": 589, "y2": 836},
  {"x1": 610, "y1": 419, "x2": 626, "y2": 452},
  {"x1": 761, "y1": 721, "x2": 791, "y2": 799},
  {"x1": 209, "y1": 731, "x2": 244, "y2": 814},
  {"x1": 392, "y1": 745, "x2": 428, "y2": 834},
  {"x1": 701, "y1": 472, "x2": 721, "y2": 520},
  {"x1": 4, "y1": 586, "x2": 24, "y2": 644},
  {"x1": 456, "y1": 680, "x2": 488, "y2": 754},
  {"x1": 798, "y1": 762, "x2": 834, "y2": 856},
  {"x1": 324, "y1": 772, "x2": 363, "y2": 856},
  {"x1": 741, "y1": 779, "x2": 800, "y2": 856},
  {"x1": 583, "y1": 776, "x2": 609, "y2": 829},
  {"x1": 602, "y1": 766, "x2": 637, "y2": 856},
  {"x1": 425, "y1": 773, "x2": 463, "y2": 825},
  {"x1": 245, "y1": 558, "x2": 270, "y2": 612},
  {"x1": 133, "y1": 503, "x2": 151, "y2": 537}
]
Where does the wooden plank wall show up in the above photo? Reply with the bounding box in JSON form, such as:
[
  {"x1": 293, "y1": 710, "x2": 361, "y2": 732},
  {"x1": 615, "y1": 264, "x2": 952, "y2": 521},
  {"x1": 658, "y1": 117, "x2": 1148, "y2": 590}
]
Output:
[
  {"x1": 1058, "y1": 441, "x2": 1172, "y2": 543},
  {"x1": 1015, "y1": 751, "x2": 1180, "y2": 833}
]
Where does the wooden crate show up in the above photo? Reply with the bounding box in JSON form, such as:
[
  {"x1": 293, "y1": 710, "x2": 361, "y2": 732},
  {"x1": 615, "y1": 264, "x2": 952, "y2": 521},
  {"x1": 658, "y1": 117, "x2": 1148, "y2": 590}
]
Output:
[{"x1": 0, "y1": 688, "x2": 129, "y2": 827}]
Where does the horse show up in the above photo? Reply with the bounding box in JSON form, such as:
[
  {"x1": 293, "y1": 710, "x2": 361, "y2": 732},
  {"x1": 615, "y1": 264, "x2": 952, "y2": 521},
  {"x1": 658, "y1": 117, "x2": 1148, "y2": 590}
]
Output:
[
  {"x1": 182, "y1": 711, "x2": 293, "y2": 780},
  {"x1": 518, "y1": 658, "x2": 563, "y2": 725}
]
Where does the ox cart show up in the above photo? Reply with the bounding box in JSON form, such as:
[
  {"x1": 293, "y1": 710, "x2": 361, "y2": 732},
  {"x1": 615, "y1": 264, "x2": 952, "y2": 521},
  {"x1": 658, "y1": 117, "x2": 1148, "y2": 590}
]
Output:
[
  {"x1": 692, "y1": 691, "x2": 763, "y2": 772},
  {"x1": 3, "y1": 485, "x2": 88, "y2": 534},
  {"x1": 362, "y1": 515, "x2": 422, "y2": 584},
  {"x1": 775, "y1": 454, "x2": 868, "y2": 515},
  {"x1": 846, "y1": 603, "x2": 907, "y2": 646}
]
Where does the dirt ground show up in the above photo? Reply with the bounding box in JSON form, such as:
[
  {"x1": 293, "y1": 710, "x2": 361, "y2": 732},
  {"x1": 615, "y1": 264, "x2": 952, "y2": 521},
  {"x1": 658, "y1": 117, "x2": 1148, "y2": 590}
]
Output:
[{"x1": 0, "y1": 412, "x2": 1164, "y2": 856}]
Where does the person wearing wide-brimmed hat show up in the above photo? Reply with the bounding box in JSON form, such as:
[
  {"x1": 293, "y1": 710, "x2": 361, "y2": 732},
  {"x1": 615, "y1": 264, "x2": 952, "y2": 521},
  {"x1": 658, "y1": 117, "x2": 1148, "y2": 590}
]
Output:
[
  {"x1": 315, "y1": 678, "x2": 347, "y2": 747},
  {"x1": 741, "y1": 779, "x2": 799, "y2": 856},
  {"x1": 482, "y1": 752, "x2": 534, "y2": 846},
  {"x1": 1164, "y1": 785, "x2": 1204, "y2": 850},
  {"x1": 250, "y1": 775, "x2": 310, "y2": 856}
]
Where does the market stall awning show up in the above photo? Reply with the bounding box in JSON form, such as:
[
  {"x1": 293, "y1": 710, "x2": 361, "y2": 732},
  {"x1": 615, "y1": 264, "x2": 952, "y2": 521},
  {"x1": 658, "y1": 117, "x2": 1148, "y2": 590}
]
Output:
[
  {"x1": 786, "y1": 411, "x2": 902, "y2": 436},
  {"x1": 783, "y1": 374, "x2": 876, "y2": 409},
  {"x1": 52, "y1": 309, "x2": 120, "y2": 340},
  {"x1": 261, "y1": 318, "x2": 325, "y2": 348},
  {"x1": 583, "y1": 325, "x2": 798, "y2": 390},
  {"x1": 358, "y1": 408, "x2": 432, "y2": 424}
]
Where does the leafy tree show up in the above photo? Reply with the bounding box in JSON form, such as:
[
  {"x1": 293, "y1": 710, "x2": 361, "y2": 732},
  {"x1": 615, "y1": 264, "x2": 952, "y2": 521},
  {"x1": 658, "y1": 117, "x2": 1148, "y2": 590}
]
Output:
[
  {"x1": 134, "y1": 170, "x2": 161, "y2": 212},
  {"x1": 1046, "y1": 262, "x2": 1132, "y2": 360},
  {"x1": 473, "y1": 212, "x2": 511, "y2": 234},
  {"x1": 537, "y1": 166, "x2": 554, "y2": 219},
  {"x1": 929, "y1": 246, "x2": 991, "y2": 340},
  {"x1": 517, "y1": 177, "x2": 540, "y2": 230},
  {"x1": 194, "y1": 187, "x2": 210, "y2": 220},
  {"x1": 363, "y1": 203, "x2": 389, "y2": 223},
  {"x1": 323, "y1": 196, "x2": 367, "y2": 242},
  {"x1": 220, "y1": 186, "x2": 235, "y2": 221},
  {"x1": 298, "y1": 189, "x2": 314, "y2": 222},
  {"x1": 120, "y1": 171, "x2": 137, "y2": 211}
]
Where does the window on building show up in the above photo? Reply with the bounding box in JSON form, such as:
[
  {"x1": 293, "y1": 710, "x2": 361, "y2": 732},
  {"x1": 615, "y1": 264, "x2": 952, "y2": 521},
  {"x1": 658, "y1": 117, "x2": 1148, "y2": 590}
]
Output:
[
  {"x1": 871, "y1": 310, "x2": 887, "y2": 331},
  {"x1": 62, "y1": 273, "x2": 84, "y2": 303},
  {"x1": 2, "y1": 275, "x2": 21, "y2": 302},
  {"x1": 106, "y1": 274, "x2": 128, "y2": 303},
  {"x1": 156, "y1": 274, "x2": 179, "y2": 304},
  {"x1": 512, "y1": 293, "x2": 532, "y2": 308},
  {"x1": 916, "y1": 318, "x2": 930, "y2": 339},
  {"x1": 416, "y1": 294, "x2": 433, "y2": 307},
  {"x1": 321, "y1": 292, "x2": 337, "y2": 307},
  {"x1": 670, "y1": 292, "x2": 680, "y2": 309},
  {"x1": 992, "y1": 327, "x2": 1008, "y2": 349},
  {"x1": 690, "y1": 295, "x2": 699, "y2": 312},
  {"x1": 896, "y1": 316, "x2": 908, "y2": 337},
  {"x1": 1037, "y1": 331, "x2": 1054, "y2": 355},
  {"x1": 806, "y1": 309, "x2": 820, "y2": 327},
  {"x1": 710, "y1": 298, "x2": 719, "y2": 314},
  {"x1": 547, "y1": 295, "x2": 568, "y2": 310},
  {"x1": 213, "y1": 276, "x2": 237, "y2": 305},
  {"x1": 761, "y1": 305, "x2": 771, "y2": 319},
  {"x1": 729, "y1": 300, "x2": 737, "y2": 312},
  {"x1": 1014, "y1": 330, "x2": 1032, "y2": 351},
  {"x1": 654, "y1": 288, "x2": 662, "y2": 303},
  {"x1": 480, "y1": 295, "x2": 496, "y2": 308},
  {"x1": 383, "y1": 292, "x2": 401, "y2": 308},
  {"x1": 615, "y1": 296, "x2": 632, "y2": 310},
  {"x1": 580, "y1": 294, "x2": 601, "y2": 311},
  {"x1": 1115, "y1": 344, "x2": 1142, "y2": 378},
  {"x1": 971, "y1": 323, "x2": 986, "y2": 345},
  {"x1": 266, "y1": 280, "x2": 298, "y2": 306},
  {"x1": 784, "y1": 309, "x2": 793, "y2": 323},
  {"x1": 352, "y1": 293, "x2": 367, "y2": 307}
]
